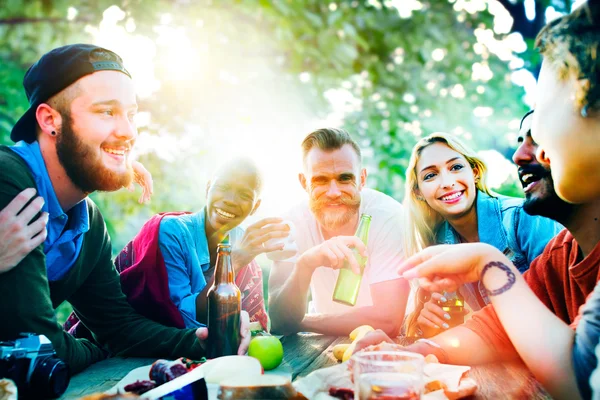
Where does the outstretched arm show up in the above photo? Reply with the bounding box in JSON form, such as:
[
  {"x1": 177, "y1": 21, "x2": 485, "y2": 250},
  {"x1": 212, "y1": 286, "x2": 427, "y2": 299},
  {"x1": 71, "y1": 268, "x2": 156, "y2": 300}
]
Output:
[{"x1": 400, "y1": 244, "x2": 581, "y2": 400}]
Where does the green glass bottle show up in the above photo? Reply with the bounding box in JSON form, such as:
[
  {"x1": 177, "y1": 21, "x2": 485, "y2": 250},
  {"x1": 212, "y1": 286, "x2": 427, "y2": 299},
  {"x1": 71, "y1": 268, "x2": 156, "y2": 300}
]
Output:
[{"x1": 332, "y1": 214, "x2": 372, "y2": 306}]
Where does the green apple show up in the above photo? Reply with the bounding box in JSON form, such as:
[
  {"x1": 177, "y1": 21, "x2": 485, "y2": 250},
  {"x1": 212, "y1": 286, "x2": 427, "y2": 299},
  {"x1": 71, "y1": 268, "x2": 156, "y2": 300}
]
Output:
[{"x1": 248, "y1": 336, "x2": 284, "y2": 370}]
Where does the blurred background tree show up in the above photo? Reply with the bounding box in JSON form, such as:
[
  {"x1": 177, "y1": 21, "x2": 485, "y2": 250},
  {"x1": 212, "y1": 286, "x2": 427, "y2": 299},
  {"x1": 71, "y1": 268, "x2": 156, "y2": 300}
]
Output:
[{"x1": 0, "y1": 0, "x2": 579, "y2": 319}]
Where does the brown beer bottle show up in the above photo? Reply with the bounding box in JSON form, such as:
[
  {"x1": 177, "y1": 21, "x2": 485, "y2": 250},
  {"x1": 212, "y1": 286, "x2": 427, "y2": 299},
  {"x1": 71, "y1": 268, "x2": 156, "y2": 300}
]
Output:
[{"x1": 206, "y1": 243, "x2": 241, "y2": 358}]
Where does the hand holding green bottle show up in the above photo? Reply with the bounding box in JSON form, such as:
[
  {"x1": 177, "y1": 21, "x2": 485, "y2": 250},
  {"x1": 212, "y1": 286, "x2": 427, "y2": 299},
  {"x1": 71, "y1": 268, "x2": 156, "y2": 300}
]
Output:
[
  {"x1": 332, "y1": 214, "x2": 372, "y2": 306},
  {"x1": 297, "y1": 235, "x2": 367, "y2": 274}
]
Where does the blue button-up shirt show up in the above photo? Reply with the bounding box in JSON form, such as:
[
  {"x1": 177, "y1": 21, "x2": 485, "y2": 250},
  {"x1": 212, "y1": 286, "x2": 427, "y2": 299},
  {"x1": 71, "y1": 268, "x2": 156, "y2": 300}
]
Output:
[
  {"x1": 158, "y1": 209, "x2": 242, "y2": 328},
  {"x1": 436, "y1": 191, "x2": 563, "y2": 309},
  {"x1": 10, "y1": 141, "x2": 89, "y2": 281}
]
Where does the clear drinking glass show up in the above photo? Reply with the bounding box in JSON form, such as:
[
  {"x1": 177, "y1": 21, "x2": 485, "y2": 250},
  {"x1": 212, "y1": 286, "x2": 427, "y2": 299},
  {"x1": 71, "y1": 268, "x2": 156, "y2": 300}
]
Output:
[{"x1": 352, "y1": 351, "x2": 425, "y2": 400}]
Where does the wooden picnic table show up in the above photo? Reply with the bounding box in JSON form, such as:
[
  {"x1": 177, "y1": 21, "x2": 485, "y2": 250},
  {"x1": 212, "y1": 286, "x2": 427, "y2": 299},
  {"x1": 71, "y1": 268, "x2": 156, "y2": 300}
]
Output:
[{"x1": 62, "y1": 333, "x2": 549, "y2": 399}]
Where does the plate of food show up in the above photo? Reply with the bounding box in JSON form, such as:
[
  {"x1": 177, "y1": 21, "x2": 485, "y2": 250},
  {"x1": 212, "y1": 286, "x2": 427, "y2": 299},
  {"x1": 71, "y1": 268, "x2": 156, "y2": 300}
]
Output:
[
  {"x1": 86, "y1": 351, "x2": 295, "y2": 399},
  {"x1": 294, "y1": 341, "x2": 478, "y2": 400}
]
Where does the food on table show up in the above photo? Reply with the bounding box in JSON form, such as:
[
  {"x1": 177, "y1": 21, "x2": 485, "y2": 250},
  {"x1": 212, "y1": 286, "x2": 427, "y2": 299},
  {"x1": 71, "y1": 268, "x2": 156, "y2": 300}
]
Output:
[
  {"x1": 343, "y1": 325, "x2": 375, "y2": 362},
  {"x1": 349, "y1": 325, "x2": 374, "y2": 341},
  {"x1": 124, "y1": 380, "x2": 157, "y2": 395},
  {"x1": 79, "y1": 394, "x2": 139, "y2": 399},
  {"x1": 120, "y1": 358, "x2": 207, "y2": 396},
  {"x1": 248, "y1": 335, "x2": 284, "y2": 370},
  {"x1": 333, "y1": 343, "x2": 350, "y2": 361},
  {"x1": 424, "y1": 354, "x2": 439, "y2": 364},
  {"x1": 249, "y1": 321, "x2": 264, "y2": 336},
  {"x1": 443, "y1": 377, "x2": 477, "y2": 400},
  {"x1": 202, "y1": 355, "x2": 263, "y2": 384},
  {"x1": 423, "y1": 389, "x2": 450, "y2": 400},
  {"x1": 347, "y1": 342, "x2": 406, "y2": 370},
  {"x1": 328, "y1": 386, "x2": 355, "y2": 400},
  {"x1": 149, "y1": 359, "x2": 189, "y2": 385},
  {"x1": 353, "y1": 341, "x2": 405, "y2": 355},
  {"x1": 0, "y1": 379, "x2": 17, "y2": 400},
  {"x1": 180, "y1": 357, "x2": 206, "y2": 371},
  {"x1": 425, "y1": 379, "x2": 445, "y2": 393},
  {"x1": 219, "y1": 375, "x2": 297, "y2": 399},
  {"x1": 340, "y1": 341, "x2": 477, "y2": 399},
  {"x1": 422, "y1": 363, "x2": 476, "y2": 399},
  {"x1": 345, "y1": 340, "x2": 401, "y2": 366},
  {"x1": 357, "y1": 371, "x2": 420, "y2": 400},
  {"x1": 293, "y1": 363, "x2": 353, "y2": 399},
  {"x1": 141, "y1": 365, "x2": 207, "y2": 400}
]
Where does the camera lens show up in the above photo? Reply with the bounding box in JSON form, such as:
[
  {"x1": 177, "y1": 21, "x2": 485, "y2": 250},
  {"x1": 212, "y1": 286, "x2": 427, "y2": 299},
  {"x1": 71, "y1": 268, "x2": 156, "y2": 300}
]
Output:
[{"x1": 30, "y1": 356, "x2": 70, "y2": 398}]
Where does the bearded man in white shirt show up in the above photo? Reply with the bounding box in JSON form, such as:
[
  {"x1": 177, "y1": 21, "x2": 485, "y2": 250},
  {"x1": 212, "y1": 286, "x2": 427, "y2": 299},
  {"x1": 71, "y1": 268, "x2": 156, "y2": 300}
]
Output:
[{"x1": 268, "y1": 128, "x2": 409, "y2": 336}]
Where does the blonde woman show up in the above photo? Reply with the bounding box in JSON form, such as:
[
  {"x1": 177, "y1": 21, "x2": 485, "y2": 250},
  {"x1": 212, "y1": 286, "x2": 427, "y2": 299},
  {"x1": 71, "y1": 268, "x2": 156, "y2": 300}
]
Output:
[{"x1": 403, "y1": 132, "x2": 561, "y2": 337}]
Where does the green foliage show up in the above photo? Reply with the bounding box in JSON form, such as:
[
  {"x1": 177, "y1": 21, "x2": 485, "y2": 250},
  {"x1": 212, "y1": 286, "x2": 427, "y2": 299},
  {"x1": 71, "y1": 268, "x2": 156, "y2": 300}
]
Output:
[
  {"x1": 0, "y1": 0, "x2": 557, "y2": 248},
  {"x1": 494, "y1": 175, "x2": 526, "y2": 198}
]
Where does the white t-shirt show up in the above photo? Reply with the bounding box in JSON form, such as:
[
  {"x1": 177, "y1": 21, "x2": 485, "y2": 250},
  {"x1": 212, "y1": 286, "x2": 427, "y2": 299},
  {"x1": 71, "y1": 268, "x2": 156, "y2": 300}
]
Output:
[{"x1": 276, "y1": 188, "x2": 405, "y2": 314}]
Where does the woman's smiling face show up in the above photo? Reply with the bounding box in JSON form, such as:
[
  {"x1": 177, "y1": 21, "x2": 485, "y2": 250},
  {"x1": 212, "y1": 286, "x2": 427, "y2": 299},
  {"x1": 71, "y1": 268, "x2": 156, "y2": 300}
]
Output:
[{"x1": 416, "y1": 142, "x2": 479, "y2": 220}]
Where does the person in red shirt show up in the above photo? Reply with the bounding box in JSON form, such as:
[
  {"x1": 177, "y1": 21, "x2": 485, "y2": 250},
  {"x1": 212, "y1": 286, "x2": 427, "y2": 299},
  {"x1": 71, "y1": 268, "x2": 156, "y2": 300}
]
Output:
[{"x1": 356, "y1": 109, "x2": 600, "y2": 395}]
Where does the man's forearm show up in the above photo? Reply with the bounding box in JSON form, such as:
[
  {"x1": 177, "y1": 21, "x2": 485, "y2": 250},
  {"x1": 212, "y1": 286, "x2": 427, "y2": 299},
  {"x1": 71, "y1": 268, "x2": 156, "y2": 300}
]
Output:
[
  {"x1": 481, "y1": 258, "x2": 579, "y2": 400},
  {"x1": 268, "y1": 260, "x2": 314, "y2": 334},
  {"x1": 406, "y1": 326, "x2": 508, "y2": 365},
  {"x1": 300, "y1": 306, "x2": 404, "y2": 337}
]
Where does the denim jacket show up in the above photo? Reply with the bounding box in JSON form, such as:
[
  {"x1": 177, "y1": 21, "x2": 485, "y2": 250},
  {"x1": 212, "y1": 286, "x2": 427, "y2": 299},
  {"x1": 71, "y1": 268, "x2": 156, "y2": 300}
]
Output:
[
  {"x1": 158, "y1": 209, "x2": 243, "y2": 328},
  {"x1": 436, "y1": 191, "x2": 563, "y2": 310}
]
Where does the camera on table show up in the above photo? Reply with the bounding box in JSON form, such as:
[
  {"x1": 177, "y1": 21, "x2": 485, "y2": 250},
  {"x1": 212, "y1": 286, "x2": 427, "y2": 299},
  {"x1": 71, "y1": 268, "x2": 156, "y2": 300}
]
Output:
[{"x1": 0, "y1": 333, "x2": 70, "y2": 399}]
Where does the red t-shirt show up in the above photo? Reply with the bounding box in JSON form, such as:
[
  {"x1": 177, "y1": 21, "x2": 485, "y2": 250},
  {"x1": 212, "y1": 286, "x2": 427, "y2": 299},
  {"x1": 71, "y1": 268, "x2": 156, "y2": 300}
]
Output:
[{"x1": 464, "y1": 229, "x2": 600, "y2": 358}]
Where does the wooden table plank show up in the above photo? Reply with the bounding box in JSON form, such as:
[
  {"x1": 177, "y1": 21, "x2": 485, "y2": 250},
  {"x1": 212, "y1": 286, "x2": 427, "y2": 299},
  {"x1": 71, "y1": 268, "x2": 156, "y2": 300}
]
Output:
[
  {"x1": 296, "y1": 336, "x2": 351, "y2": 379},
  {"x1": 469, "y1": 361, "x2": 550, "y2": 399},
  {"x1": 61, "y1": 357, "x2": 154, "y2": 399},
  {"x1": 62, "y1": 334, "x2": 336, "y2": 398},
  {"x1": 280, "y1": 333, "x2": 337, "y2": 380},
  {"x1": 59, "y1": 333, "x2": 551, "y2": 399}
]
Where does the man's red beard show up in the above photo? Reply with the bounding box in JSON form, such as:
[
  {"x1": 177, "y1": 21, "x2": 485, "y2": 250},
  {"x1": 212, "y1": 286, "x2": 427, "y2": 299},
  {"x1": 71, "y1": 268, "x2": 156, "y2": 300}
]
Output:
[
  {"x1": 309, "y1": 195, "x2": 361, "y2": 230},
  {"x1": 56, "y1": 111, "x2": 134, "y2": 193}
]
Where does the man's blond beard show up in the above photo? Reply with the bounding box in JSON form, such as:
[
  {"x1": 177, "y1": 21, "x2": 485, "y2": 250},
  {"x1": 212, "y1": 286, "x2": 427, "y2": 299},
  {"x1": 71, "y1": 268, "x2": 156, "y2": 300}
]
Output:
[{"x1": 312, "y1": 205, "x2": 359, "y2": 231}]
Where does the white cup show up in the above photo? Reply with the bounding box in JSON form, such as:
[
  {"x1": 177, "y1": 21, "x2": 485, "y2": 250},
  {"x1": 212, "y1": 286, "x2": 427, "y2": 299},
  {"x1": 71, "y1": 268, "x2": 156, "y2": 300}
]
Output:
[{"x1": 265, "y1": 220, "x2": 298, "y2": 261}]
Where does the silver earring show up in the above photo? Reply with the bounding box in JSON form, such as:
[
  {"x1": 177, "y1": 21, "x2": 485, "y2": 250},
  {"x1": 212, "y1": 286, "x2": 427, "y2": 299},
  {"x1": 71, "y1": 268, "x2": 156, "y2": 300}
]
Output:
[{"x1": 581, "y1": 104, "x2": 589, "y2": 118}]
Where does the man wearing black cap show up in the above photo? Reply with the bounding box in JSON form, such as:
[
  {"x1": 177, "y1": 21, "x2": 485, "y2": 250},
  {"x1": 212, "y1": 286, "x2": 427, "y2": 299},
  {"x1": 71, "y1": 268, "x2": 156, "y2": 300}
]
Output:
[{"x1": 0, "y1": 44, "x2": 250, "y2": 374}]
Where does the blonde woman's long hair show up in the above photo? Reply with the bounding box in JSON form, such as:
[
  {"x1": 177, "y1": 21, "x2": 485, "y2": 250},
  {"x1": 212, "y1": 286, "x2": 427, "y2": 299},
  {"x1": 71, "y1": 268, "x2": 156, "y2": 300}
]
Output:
[{"x1": 403, "y1": 132, "x2": 492, "y2": 337}]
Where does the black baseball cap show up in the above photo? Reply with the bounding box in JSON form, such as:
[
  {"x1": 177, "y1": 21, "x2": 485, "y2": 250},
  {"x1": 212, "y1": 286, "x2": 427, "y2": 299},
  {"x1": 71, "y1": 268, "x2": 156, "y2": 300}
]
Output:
[{"x1": 11, "y1": 43, "x2": 131, "y2": 143}]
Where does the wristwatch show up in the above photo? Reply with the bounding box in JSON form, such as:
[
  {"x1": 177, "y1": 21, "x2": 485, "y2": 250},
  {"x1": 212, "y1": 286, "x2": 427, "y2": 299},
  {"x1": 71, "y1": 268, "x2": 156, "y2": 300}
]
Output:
[{"x1": 413, "y1": 338, "x2": 449, "y2": 364}]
